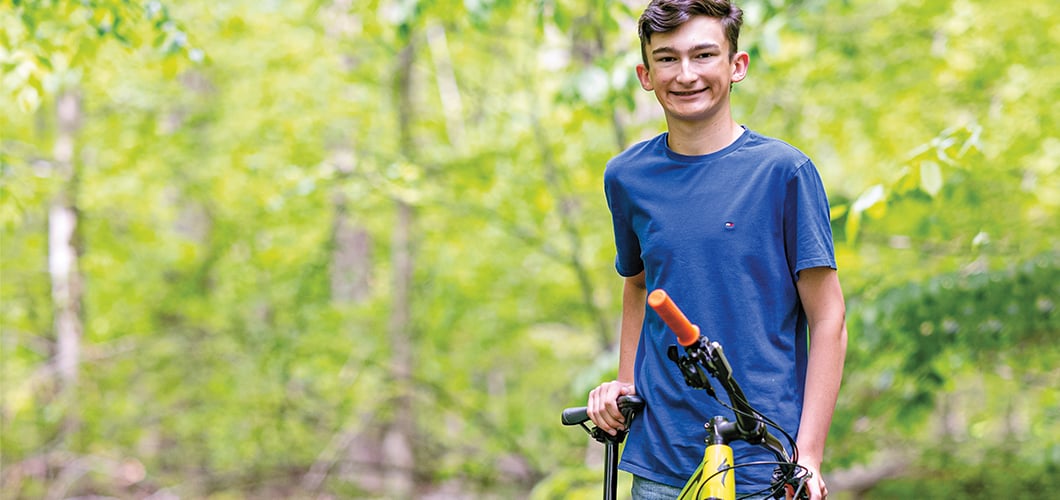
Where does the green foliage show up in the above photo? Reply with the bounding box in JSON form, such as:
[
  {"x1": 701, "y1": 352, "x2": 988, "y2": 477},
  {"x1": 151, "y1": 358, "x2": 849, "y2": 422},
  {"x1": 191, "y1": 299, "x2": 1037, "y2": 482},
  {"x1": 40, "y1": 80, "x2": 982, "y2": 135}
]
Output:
[
  {"x1": 855, "y1": 253, "x2": 1058, "y2": 394},
  {"x1": 861, "y1": 449, "x2": 1060, "y2": 500},
  {"x1": 1, "y1": 0, "x2": 198, "y2": 111},
  {"x1": 734, "y1": 0, "x2": 1059, "y2": 257},
  {"x1": 831, "y1": 254, "x2": 1060, "y2": 476},
  {"x1": 1, "y1": 0, "x2": 1057, "y2": 497},
  {"x1": 529, "y1": 463, "x2": 633, "y2": 500}
]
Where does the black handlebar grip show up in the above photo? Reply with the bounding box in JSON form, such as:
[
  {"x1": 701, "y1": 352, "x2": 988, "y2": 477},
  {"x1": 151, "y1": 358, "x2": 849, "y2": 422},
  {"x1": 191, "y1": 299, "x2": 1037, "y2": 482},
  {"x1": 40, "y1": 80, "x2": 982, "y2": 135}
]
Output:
[
  {"x1": 561, "y1": 395, "x2": 645, "y2": 426},
  {"x1": 561, "y1": 406, "x2": 590, "y2": 426}
]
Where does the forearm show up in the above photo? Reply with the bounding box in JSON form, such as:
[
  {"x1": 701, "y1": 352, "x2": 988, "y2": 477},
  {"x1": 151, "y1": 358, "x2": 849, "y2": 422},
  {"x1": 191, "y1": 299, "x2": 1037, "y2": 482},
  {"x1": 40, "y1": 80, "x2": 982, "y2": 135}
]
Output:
[
  {"x1": 794, "y1": 268, "x2": 848, "y2": 466},
  {"x1": 617, "y1": 272, "x2": 647, "y2": 383},
  {"x1": 587, "y1": 272, "x2": 647, "y2": 434},
  {"x1": 796, "y1": 318, "x2": 847, "y2": 463}
]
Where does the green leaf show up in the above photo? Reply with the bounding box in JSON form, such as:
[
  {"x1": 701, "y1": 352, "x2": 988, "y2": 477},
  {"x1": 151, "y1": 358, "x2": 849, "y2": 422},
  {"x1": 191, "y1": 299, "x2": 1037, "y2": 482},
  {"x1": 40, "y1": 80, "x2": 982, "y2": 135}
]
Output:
[
  {"x1": 845, "y1": 208, "x2": 861, "y2": 244},
  {"x1": 851, "y1": 183, "x2": 886, "y2": 217},
  {"x1": 830, "y1": 203, "x2": 848, "y2": 221},
  {"x1": 15, "y1": 85, "x2": 40, "y2": 112},
  {"x1": 920, "y1": 160, "x2": 943, "y2": 196}
]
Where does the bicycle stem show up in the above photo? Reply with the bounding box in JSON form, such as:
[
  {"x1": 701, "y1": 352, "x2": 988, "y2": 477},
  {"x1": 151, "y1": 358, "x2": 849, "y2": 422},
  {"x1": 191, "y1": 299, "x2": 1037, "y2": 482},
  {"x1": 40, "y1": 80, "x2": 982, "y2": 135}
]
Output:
[{"x1": 669, "y1": 336, "x2": 792, "y2": 464}]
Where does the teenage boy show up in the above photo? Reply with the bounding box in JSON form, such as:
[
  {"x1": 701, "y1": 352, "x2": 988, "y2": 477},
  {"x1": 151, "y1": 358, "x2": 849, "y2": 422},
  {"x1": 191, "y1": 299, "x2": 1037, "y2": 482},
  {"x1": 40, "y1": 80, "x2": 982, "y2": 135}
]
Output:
[{"x1": 586, "y1": 1, "x2": 848, "y2": 499}]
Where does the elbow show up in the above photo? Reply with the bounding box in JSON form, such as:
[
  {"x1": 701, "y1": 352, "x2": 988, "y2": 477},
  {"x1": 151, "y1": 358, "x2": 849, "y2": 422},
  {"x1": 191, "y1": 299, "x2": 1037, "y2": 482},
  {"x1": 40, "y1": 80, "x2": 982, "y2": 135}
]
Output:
[
  {"x1": 810, "y1": 312, "x2": 847, "y2": 354},
  {"x1": 626, "y1": 270, "x2": 647, "y2": 290}
]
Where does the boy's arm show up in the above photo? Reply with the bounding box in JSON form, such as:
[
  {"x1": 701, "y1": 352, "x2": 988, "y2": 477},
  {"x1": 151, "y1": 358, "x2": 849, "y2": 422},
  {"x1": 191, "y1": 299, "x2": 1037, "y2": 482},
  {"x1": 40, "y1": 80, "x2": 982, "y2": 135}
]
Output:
[
  {"x1": 587, "y1": 271, "x2": 646, "y2": 435},
  {"x1": 794, "y1": 266, "x2": 848, "y2": 499},
  {"x1": 617, "y1": 271, "x2": 647, "y2": 383}
]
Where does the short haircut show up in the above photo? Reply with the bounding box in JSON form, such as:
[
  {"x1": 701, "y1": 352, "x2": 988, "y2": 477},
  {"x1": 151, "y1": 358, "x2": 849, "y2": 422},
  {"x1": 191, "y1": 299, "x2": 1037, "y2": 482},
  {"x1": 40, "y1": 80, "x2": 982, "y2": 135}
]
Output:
[{"x1": 638, "y1": 0, "x2": 744, "y2": 67}]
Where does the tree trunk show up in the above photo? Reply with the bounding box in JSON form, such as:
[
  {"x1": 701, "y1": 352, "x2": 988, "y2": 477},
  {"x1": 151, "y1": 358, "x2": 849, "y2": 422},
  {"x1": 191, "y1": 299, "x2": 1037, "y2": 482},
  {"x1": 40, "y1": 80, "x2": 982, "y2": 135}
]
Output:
[
  {"x1": 46, "y1": 90, "x2": 86, "y2": 499},
  {"x1": 330, "y1": 150, "x2": 372, "y2": 303},
  {"x1": 382, "y1": 37, "x2": 418, "y2": 498},
  {"x1": 384, "y1": 202, "x2": 416, "y2": 496},
  {"x1": 50, "y1": 90, "x2": 84, "y2": 415}
]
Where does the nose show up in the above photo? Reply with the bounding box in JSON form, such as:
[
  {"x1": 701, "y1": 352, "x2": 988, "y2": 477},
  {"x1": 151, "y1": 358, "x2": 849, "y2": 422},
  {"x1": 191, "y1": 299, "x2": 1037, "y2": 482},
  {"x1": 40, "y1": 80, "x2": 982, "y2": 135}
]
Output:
[{"x1": 676, "y1": 59, "x2": 696, "y2": 84}]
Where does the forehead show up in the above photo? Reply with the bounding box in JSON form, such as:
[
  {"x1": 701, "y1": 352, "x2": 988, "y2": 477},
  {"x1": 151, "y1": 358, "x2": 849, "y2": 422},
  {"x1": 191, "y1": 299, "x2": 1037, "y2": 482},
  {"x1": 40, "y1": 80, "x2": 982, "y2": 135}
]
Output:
[{"x1": 646, "y1": 15, "x2": 729, "y2": 53}]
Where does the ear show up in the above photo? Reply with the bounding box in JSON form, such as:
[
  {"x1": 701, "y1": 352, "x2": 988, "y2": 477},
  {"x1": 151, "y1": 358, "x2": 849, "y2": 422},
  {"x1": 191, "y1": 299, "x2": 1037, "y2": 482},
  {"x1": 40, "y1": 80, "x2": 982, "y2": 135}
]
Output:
[
  {"x1": 730, "y1": 51, "x2": 749, "y2": 83},
  {"x1": 636, "y1": 64, "x2": 654, "y2": 91}
]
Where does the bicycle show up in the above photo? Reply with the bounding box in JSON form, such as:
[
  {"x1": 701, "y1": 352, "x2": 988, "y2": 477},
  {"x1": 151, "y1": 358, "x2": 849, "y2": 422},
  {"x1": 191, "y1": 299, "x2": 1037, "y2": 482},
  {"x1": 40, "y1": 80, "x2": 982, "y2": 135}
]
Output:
[{"x1": 562, "y1": 289, "x2": 811, "y2": 500}]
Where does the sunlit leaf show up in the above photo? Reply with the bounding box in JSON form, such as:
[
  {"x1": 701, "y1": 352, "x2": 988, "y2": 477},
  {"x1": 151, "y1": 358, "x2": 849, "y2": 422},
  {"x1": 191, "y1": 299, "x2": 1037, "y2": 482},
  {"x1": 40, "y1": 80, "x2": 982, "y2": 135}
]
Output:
[
  {"x1": 920, "y1": 160, "x2": 943, "y2": 196},
  {"x1": 15, "y1": 85, "x2": 39, "y2": 112},
  {"x1": 851, "y1": 184, "x2": 885, "y2": 214},
  {"x1": 845, "y1": 208, "x2": 861, "y2": 244},
  {"x1": 830, "y1": 203, "x2": 848, "y2": 221}
]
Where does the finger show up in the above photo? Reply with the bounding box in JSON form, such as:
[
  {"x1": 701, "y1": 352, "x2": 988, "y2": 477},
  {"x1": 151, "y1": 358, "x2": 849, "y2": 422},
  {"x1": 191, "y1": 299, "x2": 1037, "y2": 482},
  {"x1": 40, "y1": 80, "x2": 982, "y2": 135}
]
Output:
[
  {"x1": 813, "y1": 478, "x2": 826, "y2": 500},
  {"x1": 588, "y1": 390, "x2": 607, "y2": 423},
  {"x1": 588, "y1": 386, "x2": 622, "y2": 434},
  {"x1": 602, "y1": 385, "x2": 632, "y2": 434},
  {"x1": 586, "y1": 389, "x2": 604, "y2": 427},
  {"x1": 600, "y1": 399, "x2": 623, "y2": 433}
]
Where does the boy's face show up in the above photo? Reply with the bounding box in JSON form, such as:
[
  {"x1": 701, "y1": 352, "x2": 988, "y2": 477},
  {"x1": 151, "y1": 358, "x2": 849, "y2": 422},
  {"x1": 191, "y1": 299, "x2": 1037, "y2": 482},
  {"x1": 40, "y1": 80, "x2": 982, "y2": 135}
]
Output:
[{"x1": 636, "y1": 16, "x2": 748, "y2": 127}]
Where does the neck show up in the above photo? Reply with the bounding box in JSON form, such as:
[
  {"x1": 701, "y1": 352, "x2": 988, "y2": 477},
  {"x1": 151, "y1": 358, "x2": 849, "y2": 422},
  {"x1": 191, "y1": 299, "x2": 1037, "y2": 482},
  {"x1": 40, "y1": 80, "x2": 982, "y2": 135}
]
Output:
[{"x1": 665, "y1": 117, "x2": 743, "y2": 156}]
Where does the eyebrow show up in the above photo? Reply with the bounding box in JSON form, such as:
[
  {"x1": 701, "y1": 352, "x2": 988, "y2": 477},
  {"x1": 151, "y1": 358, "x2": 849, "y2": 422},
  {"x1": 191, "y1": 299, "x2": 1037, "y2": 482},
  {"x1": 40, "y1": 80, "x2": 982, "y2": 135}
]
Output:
[{"x1": 651, "y1": 43, "x2": 722, "y2": 56}]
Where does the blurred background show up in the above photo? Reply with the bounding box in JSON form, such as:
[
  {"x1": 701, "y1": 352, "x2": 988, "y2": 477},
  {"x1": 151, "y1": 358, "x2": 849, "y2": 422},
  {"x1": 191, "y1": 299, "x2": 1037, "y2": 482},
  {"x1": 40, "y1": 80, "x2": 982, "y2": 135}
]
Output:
[{"x1": 1, "y1": 0, "x2": 1057, "y2": 498}]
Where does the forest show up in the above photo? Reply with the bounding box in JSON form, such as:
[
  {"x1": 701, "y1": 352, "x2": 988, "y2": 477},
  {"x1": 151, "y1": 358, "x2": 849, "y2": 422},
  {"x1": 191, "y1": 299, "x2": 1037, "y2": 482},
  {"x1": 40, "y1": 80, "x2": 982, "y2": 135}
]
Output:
[{"x1": 1, "y1": 0, "x2": 1057, "y2": 498}]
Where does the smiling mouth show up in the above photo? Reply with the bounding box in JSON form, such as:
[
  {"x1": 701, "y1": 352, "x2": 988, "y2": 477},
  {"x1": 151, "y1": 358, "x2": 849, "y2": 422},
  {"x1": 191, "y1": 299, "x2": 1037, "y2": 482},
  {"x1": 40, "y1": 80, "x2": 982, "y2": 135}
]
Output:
[{"x1": 671, "y1": 88, "x2": 707, "y2": 96}]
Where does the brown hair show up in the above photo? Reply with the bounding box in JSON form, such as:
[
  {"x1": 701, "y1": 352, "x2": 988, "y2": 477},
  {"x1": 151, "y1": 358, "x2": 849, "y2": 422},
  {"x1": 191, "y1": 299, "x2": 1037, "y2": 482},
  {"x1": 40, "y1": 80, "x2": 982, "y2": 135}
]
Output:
[{"x1": 638, "y1": 0, "x2": 744, "y2": 67}]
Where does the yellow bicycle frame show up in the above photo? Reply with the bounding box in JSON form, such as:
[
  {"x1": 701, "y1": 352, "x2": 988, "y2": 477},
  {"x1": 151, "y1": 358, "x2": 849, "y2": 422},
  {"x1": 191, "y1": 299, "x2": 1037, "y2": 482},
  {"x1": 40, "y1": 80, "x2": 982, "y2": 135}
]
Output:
[{"x1": 677, "y1": 442, "x2": 735, "y2": 500}]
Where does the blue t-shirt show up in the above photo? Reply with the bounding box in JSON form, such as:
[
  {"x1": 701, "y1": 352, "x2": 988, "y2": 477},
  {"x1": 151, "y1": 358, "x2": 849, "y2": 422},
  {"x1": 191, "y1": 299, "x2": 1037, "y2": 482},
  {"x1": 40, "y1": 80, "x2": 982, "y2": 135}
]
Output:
[{"x1": 604, "y1": 128, "x2": 836, "y2": 492}]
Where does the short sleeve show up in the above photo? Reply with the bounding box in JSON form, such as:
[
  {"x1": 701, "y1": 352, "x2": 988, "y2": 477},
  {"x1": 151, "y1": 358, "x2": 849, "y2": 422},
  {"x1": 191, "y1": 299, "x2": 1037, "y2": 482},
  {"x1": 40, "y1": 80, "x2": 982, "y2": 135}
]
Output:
[
  {"x1": 604, "y1": 170, "x2": 644, "y2": 277},
  {"x1": 784, "y1": 160, "x2": 837, "y2": 280}
]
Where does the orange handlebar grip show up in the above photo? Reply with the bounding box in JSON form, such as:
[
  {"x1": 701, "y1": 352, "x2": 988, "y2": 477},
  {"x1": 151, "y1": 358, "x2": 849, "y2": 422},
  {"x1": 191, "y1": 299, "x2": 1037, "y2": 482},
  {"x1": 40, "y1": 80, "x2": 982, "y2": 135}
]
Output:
[{"x1": 647, "y1": 289, "x2": 700, "y2": 347}]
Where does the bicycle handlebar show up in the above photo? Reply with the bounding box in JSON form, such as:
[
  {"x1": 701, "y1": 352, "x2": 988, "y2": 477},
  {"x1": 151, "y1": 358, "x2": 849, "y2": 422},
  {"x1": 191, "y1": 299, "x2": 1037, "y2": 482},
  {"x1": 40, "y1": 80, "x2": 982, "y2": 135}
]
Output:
[
  {"x1": 565, "y1": 289, "x2": 808, "y2": 499},
  {"x1": 561, "y1": 395, "x2": 645, "y2": 427},
  {"x1": 647, "y1": 290, "x2": 700, "y2": 346},
  {"x1": 648, "y1": 289, "x2": 792, "y2": 463}
]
